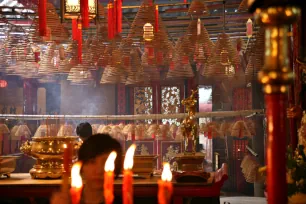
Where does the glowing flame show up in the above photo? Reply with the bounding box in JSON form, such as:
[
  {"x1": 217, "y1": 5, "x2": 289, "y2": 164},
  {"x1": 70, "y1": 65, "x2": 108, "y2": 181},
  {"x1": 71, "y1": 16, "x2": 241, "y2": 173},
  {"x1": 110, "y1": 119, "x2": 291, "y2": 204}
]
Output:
[
  {"x1": 161, "y1": 163, "x2": 172, "y2": 182},
  {"x1": 124, "y1": 144, "x2": 136, "y2": 170},
  {"x1": 71, "y1": 162, "x2": 83, "y2": 188},
  {"x1": 63, "y1": 144, "x2": 67, "y2": 148},
  {"x1": 104, "y1": 151, "x2": 117, "y2": 172}
]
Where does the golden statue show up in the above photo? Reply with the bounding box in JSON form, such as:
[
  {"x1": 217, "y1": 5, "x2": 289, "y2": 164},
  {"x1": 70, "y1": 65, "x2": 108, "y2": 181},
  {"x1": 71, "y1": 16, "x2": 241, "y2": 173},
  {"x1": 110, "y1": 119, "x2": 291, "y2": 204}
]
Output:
[{"x1": 181, "y1": 89, "x2": 198, "y2": 154}]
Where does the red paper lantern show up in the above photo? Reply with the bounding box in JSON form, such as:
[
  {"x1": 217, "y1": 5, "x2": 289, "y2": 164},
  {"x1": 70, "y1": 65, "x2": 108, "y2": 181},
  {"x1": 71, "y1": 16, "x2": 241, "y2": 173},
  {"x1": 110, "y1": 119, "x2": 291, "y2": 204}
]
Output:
[{"x1": 0, "y1": 80, "x2": 8, "y2": 88}]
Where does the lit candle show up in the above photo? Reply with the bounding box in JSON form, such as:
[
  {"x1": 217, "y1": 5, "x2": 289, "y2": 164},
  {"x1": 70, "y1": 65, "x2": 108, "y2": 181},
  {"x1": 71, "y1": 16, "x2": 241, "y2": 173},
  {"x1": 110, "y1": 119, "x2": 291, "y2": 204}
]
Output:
[
  {"x1": 158, "y1": 163, "x2": 173, "y2": 204},
  {"x1": 104, "y1": 151, "x2": 117, "y2": 204},
  {"x1": 70, "y1": 161, "x2": 83, "y2": 204},
  {"x1": 123, "y1": 144, "x2": 136, "y2": 204},
  {"x1": 62, "y1": 143, "x2": 72, "y2": 192}
]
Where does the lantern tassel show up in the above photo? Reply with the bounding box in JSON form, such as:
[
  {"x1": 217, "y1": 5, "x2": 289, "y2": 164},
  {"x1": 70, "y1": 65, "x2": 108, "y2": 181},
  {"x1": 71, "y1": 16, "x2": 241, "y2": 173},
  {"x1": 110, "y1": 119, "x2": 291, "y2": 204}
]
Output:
[
  {"x1": 155, "y1": 5, "x2": 159, "y2": 33},
  {"x1": 108, "y1": 3, "x2": 114, "y2": 39},
  {"x1": 81, "y1": 0, "x2": 89, "y2": 28},
  {"x1": 78, "y1": 22, "x2": 82, "y2": 64},
  {"x1": 117, "y1": 0, "x2": 122, "y2": 33},
  {"x1": 39, "y1": 0, "x2": 47, "y2": 36},
  {"x1": 72, "y1": 19, "x2": 78, "y2": 41}
]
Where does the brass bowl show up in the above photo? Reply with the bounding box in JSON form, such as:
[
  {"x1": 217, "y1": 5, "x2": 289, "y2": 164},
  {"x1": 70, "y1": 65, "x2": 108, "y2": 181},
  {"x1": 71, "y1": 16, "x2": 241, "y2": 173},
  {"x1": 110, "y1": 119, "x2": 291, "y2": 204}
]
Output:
[
  {"x1": 20, "y1": 136, "x2": 80, "y2": 179},
  {"x1": 0, "y1": 155, "x2": 19, "y2": 178}
]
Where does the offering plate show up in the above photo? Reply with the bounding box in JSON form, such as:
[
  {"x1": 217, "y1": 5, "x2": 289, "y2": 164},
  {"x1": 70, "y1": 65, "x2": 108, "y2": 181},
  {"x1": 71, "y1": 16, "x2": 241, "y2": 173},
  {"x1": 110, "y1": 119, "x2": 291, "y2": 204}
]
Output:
[{"x1": 20, "y1": 136, "x2": 80, "y2": 179}]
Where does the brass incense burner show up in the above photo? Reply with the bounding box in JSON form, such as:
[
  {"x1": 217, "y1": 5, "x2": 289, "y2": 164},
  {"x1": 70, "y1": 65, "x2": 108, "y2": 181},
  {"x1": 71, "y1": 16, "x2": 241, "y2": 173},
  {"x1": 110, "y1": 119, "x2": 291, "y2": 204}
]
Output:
[{"x1": 20, "y1": 136, "x2": 80, "y2": 179}]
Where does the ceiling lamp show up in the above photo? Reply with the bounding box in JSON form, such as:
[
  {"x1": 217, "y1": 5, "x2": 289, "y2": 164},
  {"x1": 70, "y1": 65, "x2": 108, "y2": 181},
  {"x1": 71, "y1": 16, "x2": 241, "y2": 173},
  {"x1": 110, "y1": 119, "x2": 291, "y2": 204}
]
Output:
[
  {"x1": 143, "y1": 23, "x2": 154, "y2": 42},
  {"x1": 188, "y1": 0, "x2": 210, "y2": 17},
  {"x1": 61, "y1": 0, "x2": 98, "y2": 21}
]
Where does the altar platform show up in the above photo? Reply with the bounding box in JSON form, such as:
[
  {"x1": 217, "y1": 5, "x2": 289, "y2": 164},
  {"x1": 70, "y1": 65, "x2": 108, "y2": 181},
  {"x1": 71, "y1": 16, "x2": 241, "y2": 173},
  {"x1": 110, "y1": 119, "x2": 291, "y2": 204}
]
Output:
[{"x1": 0, "y1": 164, "x2": 228, "y2": 204}]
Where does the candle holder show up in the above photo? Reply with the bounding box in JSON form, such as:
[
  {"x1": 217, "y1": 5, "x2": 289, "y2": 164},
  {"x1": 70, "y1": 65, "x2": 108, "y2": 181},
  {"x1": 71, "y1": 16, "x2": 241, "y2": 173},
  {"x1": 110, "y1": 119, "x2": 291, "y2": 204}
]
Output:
[{"x1": 20, "y1": 136, "x2": 80, "y2": 179}]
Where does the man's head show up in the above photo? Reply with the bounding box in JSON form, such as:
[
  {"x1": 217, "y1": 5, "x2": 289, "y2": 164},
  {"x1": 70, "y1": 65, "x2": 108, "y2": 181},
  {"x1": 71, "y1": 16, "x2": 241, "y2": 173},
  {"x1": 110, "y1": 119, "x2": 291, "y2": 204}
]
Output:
[
  {"x1": 78, "y1": 134, "x2": 122, "y2": 189},
  {"x1": 76, "y1": 122, "x2": 92, "y2": 141}
]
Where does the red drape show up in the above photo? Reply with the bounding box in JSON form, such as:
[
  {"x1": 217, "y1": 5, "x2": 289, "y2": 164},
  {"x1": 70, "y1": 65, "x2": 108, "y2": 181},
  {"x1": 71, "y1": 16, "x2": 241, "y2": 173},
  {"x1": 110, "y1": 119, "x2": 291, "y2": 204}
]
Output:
[
  {"x1": 117, "y1": 0, "x2": 122, "y2": 33},
  {"x1": 81, "y1": 0, "x2": 89, "y2": 28},
  {"x1": 39, "y1": 0, "x2": 47, "y2": 36}
]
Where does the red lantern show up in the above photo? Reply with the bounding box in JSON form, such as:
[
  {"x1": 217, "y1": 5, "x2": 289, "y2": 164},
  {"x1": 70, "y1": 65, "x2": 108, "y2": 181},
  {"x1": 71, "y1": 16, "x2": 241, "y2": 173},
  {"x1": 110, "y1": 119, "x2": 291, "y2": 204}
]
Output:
[{"x1": 0, "y1": 80, "x2": 8, "y2": 88}]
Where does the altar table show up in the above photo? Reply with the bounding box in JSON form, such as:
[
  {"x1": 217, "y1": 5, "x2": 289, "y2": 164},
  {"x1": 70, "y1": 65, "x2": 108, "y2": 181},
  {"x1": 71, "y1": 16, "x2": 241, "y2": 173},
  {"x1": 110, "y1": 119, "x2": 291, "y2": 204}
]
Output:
[{"x1": 0, "y1": 164, "x2": 228, "y2": 204}]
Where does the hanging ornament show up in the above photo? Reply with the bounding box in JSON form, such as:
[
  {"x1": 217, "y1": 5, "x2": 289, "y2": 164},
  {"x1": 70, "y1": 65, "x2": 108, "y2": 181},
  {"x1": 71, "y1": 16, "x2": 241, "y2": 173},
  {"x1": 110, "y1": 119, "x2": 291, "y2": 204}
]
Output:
[
  {"x1": 72, "y1": 19, "x2": 78, "y2": 40},
  {"x1": 197, "y1": 18, "x2": 201, "y2": 35},
  {"x1": 113, "y1": 0, "x2": 117, "y2": 36},
  {"x1": 39, "y1": 0, "x2": 47, "y2": 36},
  {"x1": 155, "y1": 5, "x2": 159, "y2": 33},
  {"x1": 246, "y1": 18, "x2": 253, "y2": 38},
  {"x1": 81, "y1": 0, "x2": 90, "y2": 28},
  {"x1": 77, "y1": 22, "x2": 82, "y2": 64},
  {"x1": 117, "y1": 0, "x2": 122, "y2": 33},
  {"x1": 108, "y1": 3, "x2": 114, "y2": 39}
]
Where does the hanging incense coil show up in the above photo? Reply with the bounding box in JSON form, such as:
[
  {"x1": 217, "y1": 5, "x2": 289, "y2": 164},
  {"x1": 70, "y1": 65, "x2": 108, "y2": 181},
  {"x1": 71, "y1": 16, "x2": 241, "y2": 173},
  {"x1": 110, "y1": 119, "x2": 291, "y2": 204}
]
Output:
[
  {"x1": 200, "y1": 122, "x2": 221, "y2": 138},
  {"x1": 126, "y1": 48, "x2": 144, "y2": 85},
  {"x1": 219, "y1": 121, "x2": 233, "y2": 137},
  {"x1": 67, "y1": 64, "x2": 94, "y2": 85},
  {"x1": 39, "y1": 43, "x2": 58, "y2": 75},
  {"x1": 167, "y1": 37, "x2": 194, "y2": 78},
  {"x1": 201, "y1": 33, "x2": 239, "y2": 78},
  {"x1": 0, "y1": 124, "x2": 10, "y2": 134},
  {"x1": 15, "y1": 125, "x2": 32, "y2": 140},
  {"x1": 186, "y1": 19, "x2": 214, "y2": 63},
  {"x1": 230, "y1": 120, "x2": 252, "y2": 137},
  {"x1": 188, "y1": 0, "x2": 210, "y2": 17},
  {"x1": 241, "y1": 154, "x2": 261, "y2": 183},
  {"x1": 38, "y1": 75, "x2": 57, "y2": 83},
  {"x1": 245, "y1": 28, "x2": 265, "y2": 82}
]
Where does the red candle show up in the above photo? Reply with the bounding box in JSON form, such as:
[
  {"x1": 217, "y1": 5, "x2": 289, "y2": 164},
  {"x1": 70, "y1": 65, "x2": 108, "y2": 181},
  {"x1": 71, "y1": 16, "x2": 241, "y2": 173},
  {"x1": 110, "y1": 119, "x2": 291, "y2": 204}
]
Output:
[
  {"x1": 123, "y1": 144, "x2": 136, "y2": 204},
  {"x1": 63, "y1": 143, "x2": 72, "y2": 174},
  {"x1": 104, "y1": 151, "x2": 117, "y2": 204},
  {"x1": 158, "y1": 163, "x2": 173, "y2": 204},
  {"x1": 70, "y1": 162, "x2": 83, "y2": 204}
]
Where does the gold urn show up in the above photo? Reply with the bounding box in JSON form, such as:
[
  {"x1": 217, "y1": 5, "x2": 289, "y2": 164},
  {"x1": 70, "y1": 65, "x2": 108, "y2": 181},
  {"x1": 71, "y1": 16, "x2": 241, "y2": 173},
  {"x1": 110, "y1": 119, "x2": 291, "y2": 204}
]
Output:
[{"x1": 20, "y1": 136, "x2": 80, "y2": 179}]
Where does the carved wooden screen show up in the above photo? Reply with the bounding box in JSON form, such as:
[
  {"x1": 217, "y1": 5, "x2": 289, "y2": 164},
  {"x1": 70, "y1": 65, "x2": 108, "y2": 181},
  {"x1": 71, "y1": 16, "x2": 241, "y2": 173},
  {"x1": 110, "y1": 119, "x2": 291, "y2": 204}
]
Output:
[
  {"x1": 134, "y1": 86, "x2": 153, "y2": 123},
  {"x1": 161, "y1": 86, "x2": 181, "y2": 125}
]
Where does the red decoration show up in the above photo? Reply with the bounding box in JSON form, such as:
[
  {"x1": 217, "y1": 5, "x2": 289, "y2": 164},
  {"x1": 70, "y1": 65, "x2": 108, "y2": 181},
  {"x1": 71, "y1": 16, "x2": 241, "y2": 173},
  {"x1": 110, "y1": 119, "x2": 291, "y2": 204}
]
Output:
[
  {"x1": 123, "y1": 56, "x2": 130, "y2": 67},
  {"x1": 155, "y1": 5, "x2": 159, "y2": 33},
  {"x1": 72, "y1": 19, "x2": 78, "y2": 41},
  {"x1": 0, "y1": 80, "x2": 7, "y2": 88},
  {"x1": 81, "y1": 0, "x2": 89, "y2": 28},
  {"x1": 34, "y1": 52, "x2": 40, "y2": 63},
  {"x1": 113, "y1": 0, "x2": 117, "y2": 36},
  {"x1": 182, "y1": 56, "x2": 189, "y2": 65},
  {"x1": 170, "y1": 61, "x2": 175, "y2": 70},
  {"x1": 108, "y1": 3, "x2": 114, "y2": 39},
  {"x1": 38, "y1": 0, "x2": 47, "y2": 36},
  {"x1": 156, "y1": 51, "x2": 163, "y2": 65},
  {"x1": 77, "y1": 22, "x2": 82, "y2": 64},
  {"x1": 117, "y1": 0, "x2": 122, "y2": 33}
]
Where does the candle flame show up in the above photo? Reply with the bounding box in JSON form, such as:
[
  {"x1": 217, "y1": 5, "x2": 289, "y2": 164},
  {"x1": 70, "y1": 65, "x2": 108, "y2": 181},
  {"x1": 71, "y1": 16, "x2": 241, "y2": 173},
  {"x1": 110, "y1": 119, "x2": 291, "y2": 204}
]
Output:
[
  {"x1": 161, "y1": 163, "x2": 172, "y2": 182},
  {"x1": 64, "y1": 144, "x2": 67, "y2": 148},
  {"x1": 124, "y1": 144, "x2": 136, "y2": 170},
  {"x1": 104, "y1": 151, "x2": 117, "y2": 172},
  {"x1": 71, "y1": 161, "x2": 83, "y2": 188}
]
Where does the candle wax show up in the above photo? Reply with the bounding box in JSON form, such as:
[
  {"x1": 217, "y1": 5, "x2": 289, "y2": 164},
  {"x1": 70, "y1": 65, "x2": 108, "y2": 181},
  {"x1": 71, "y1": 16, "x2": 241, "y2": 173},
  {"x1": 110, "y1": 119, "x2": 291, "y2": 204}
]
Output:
[
  {"x1": 158, "y1": 180, "x2": 173, "y2": 204},
  {"x1": 123, "y1": 170, "x2": 133, "y2": 204},
  {"x1": 70, "y1": 186, "x2": 82, "y2": 204},
  {"x1": 104, "y1": 171, "x2": 114, "y2": 204}
]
